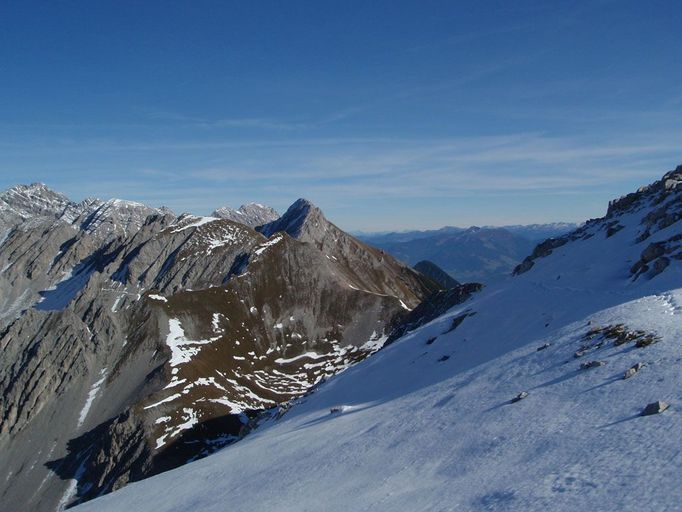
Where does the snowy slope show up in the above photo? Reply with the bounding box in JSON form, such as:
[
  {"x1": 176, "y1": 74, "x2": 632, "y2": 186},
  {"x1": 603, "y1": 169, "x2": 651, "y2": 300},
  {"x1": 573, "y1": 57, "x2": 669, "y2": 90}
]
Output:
[{"x1": 75, "y1": 170, "x2": 682, "y2": 511}]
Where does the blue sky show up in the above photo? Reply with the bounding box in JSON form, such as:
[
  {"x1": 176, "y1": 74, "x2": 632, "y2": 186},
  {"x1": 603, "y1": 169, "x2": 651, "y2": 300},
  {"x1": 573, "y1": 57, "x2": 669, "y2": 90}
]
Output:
[{"x1": 1, "y1": 0, "x2": 682, "y2": 231}]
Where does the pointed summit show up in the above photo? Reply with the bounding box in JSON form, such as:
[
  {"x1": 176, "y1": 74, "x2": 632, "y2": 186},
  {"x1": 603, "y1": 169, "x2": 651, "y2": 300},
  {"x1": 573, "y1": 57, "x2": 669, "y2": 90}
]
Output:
[{"x1": 258, "y1": 198, "x2": 321, "y2": 239}]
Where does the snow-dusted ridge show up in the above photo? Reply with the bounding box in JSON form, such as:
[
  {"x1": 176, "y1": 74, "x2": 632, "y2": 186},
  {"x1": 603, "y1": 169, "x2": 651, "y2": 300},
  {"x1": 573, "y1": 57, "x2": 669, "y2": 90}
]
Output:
[
  {"x1": 73, "y1": 170, "x2": 682, "y2": 511},
  {"x1": 211, "y1": 202, "x2": 280, "y2": 228}
]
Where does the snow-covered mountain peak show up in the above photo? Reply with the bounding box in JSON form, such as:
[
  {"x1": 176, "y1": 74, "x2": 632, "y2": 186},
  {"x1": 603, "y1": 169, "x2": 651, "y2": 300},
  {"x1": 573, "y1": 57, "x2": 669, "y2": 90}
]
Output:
[
  {"x1": 101, "y1": 198, "x2": 148, "y2": 209},
  {"x1": 0, "y1": 183, "x2": 175, "y2": 242}
]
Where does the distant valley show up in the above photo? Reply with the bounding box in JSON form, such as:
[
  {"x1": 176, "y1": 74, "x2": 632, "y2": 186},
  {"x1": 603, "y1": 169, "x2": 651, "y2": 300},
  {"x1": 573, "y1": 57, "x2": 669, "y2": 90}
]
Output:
[{"x1": 358, "y1": 223, "x2": 577, "y2": 284}]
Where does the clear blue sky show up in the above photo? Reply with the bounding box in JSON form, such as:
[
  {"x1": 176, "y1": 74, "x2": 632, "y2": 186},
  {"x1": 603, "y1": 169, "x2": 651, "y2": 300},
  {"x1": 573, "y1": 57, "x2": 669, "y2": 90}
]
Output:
[{"x1": 1, "y1": 0, "x2": 681, "y2": 231}]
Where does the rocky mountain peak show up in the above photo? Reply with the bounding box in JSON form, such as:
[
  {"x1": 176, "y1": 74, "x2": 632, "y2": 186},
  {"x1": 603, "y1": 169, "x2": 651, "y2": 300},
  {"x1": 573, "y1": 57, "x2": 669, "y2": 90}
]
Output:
[
  {"x1": 77, "y1": 198, "x2": 170, "y2": 237},
  {"x1": 0, "y1": 182, "x2": 73, "y2": 223},
  {"x1": 211, "y1": 202, "x2": 279, "y2": 228},
  {"x1": 258, "y1": 198, "x2": 322, "y2": 239}
]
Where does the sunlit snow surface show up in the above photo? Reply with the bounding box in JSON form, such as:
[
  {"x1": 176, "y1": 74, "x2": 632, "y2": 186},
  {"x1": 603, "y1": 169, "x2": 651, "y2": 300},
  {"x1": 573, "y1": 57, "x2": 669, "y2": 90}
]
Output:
[
  {"x1": 76, "y1": 207, "x2": 682, "y2": 512},
  {"x1": 169, "y1": 215, "x2": 219, "y2": 233}
]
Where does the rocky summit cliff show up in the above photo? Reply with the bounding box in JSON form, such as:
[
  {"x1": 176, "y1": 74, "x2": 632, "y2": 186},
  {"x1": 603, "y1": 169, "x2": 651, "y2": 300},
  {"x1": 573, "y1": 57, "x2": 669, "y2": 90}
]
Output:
[{"x1": 0, "y1": 188, "x2": 447, "y2": 511}]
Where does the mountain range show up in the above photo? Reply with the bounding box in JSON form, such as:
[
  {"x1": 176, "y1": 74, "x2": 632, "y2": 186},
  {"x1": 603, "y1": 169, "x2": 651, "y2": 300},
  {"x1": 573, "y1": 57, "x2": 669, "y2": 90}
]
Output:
[
  {"x1": 68, "y1": 165, "x2": 682, "y2": 512},
  {"x1": 358, "y1": 223, "x2": 577, "y2": 284},
  {"x1": 0, "y1": 185, "x2": 447, "y2": 511},
  {"x1": 2, "y1": 165, "x2": 681, "y2": 511}
]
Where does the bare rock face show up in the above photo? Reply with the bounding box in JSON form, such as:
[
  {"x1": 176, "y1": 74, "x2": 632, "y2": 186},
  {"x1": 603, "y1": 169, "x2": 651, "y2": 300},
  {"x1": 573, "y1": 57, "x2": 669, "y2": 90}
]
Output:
[
  {"x1": 259, "y1": 199, "x2": 435, "y2": 307},
  {"x1": 0, "y1": 183, "x2": 73, "y2": 229},
  {"x1": 76, "y1": 199, "x2": 168, "y2": 241},
  {"x1": 212, "y1": 203, "x2": 280, "y2": 228},
  {"x1": 0, "y1": 193, "x2": 438, "y2": 512}
]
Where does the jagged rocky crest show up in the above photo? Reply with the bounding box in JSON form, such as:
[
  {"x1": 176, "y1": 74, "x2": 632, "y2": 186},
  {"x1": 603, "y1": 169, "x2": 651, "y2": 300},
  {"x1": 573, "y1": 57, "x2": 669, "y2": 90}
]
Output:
[{"x1": 211, "y1": 203, "x2": 280, "y2": 228}]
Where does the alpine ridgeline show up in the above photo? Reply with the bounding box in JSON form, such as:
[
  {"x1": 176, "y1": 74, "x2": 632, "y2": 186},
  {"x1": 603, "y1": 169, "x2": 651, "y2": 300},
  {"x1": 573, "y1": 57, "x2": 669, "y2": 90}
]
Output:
[
  {"x1": 0, "y1": 187, "x2": 447, "y2": 512},
  {"x1": 211, "y1": 203, "x2": 279, "y2": 228},
  {"x1": 72, "y1": 165, "x2": 682, "y2": 512}
]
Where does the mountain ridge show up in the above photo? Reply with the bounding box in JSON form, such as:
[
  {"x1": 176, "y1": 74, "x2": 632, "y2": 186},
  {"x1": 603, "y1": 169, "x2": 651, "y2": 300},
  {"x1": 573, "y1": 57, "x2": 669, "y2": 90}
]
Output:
[
  {"x1": 211, "y1": 203, "x2": 279, "y2": 228},
  {"x1": 0, "y1": 190, "x2": 443, "y2": 512}
]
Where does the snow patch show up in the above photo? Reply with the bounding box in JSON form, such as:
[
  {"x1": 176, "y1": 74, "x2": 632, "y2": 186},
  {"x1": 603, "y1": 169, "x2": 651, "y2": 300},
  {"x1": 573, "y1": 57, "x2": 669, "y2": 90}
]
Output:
[
  {"x1": 254, "y1": 235, "x2": 283, "y2": 256},
  {"x1": 170, "y1": 216, "x2": 219, "y2": 233},
  {"x1": 77, "y1": 369, "x2": 107, "y2": 428},
  {"x1": 165, "y1": 318, "x2": 220, "y2": 374}
]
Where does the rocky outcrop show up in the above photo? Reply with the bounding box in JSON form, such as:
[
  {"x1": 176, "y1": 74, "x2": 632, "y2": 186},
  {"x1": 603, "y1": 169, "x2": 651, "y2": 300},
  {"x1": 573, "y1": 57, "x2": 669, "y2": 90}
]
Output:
[
  {"x1": 513, "y1": 229, "x2": 592, "y2": 275},
  {"x1": 630, "y1": 235, "x2": 682, "y2": 280},
  {"x1": 385, "y1": 283, "x2": 482, "y2": 344},
  {"x1": 515, "y1": 165, "x2": 682, "y2": 277},
  {"x1": 624, "y1": 362, "x2": 644, "y2": 380}
]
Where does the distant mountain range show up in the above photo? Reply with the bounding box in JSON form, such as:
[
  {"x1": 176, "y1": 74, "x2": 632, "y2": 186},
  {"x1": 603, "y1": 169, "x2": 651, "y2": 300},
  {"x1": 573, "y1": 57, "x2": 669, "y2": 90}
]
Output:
[{"x1": 357, "y1": 223, "x2": 578, "y2": 284}]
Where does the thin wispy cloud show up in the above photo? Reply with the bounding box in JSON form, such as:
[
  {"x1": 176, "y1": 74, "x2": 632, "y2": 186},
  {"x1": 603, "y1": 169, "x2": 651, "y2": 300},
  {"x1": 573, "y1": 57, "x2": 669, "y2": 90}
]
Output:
[
  {"x1": 1, "y1": 1, "x2": 681, "y2": 230},
  {"x1": 7, "y1": 130, "x2": 676, "y2": 231}
]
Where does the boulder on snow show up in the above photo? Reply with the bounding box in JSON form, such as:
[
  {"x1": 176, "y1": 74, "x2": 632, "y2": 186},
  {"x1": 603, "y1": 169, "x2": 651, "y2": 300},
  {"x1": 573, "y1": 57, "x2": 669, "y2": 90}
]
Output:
[
  {"x1": 624, "y1": 362, "x2": 645, "y2": 380},
  {"x1": 635, "y1": 333, "x2": 661, "y2": 348},
  {"x1": 580, "y1": 360, "x2": 606, "y2": 370},
  {"x1": 641, "y1": 401, "x2": 669, "y2": 416}
]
